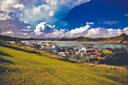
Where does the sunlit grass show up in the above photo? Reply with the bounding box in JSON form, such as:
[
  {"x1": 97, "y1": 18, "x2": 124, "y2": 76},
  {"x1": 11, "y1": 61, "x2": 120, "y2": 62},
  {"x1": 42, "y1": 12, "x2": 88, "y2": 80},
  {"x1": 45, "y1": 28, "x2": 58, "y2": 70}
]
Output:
[{"x1": 0, "y1": 46, "x2": 128, "y2": 85}]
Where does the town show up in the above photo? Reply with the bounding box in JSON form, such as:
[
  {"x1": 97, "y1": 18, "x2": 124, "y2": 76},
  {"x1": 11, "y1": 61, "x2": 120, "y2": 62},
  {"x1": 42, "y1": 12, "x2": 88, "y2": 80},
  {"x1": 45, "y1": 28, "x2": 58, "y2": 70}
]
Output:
[{"x1": 5, "y1": 40, "x2": 128, "y2": 64}]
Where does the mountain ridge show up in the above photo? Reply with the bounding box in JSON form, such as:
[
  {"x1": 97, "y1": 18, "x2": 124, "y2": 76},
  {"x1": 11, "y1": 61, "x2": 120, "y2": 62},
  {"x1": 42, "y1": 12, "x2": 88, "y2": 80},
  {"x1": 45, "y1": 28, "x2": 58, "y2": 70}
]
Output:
[{"x1": 0, "y1": 33, "x2": 128, "y2": 43}]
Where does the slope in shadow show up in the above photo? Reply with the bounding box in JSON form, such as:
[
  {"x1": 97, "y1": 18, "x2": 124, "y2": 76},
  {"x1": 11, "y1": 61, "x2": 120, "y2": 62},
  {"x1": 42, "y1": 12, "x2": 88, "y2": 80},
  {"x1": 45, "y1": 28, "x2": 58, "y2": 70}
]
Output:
[
  {"x1": 0, "y1": 52, "x2": 14, "y2": 64},
  {"x1": 0, "y1": 52, "x2": 12, "y2": 57},
  {"x1": 0, "y1": 43, "x2": 40, "y2": 54},
  {"x1": 0, "y1": 58, "x2": 13, "y2": 64},
  {"x1": 103, "y1": 52, "x2": 128, "y2": 66}
]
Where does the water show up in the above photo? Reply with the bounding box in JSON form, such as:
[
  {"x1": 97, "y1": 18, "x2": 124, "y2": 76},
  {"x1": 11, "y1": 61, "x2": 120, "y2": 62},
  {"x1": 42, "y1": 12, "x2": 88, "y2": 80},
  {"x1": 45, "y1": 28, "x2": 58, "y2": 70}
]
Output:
[{"x1": 22, "y1": 40, "x2": 128, "y2": 49}]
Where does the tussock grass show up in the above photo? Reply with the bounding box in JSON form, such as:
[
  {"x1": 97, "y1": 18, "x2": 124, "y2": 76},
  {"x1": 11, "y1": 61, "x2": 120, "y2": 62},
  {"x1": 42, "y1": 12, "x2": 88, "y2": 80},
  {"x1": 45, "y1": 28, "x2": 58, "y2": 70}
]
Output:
[{"x1": 0, "y1": 46, "x2": 128, "y2": 85}]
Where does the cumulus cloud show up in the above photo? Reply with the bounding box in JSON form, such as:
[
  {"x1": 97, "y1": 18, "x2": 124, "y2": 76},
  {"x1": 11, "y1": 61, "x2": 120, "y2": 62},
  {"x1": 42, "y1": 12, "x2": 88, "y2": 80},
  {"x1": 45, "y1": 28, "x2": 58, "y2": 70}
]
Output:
[
  {"x1": 62, "y1": 22, "x2": 122, "y2": 38},
  {"x1": 19, "y1": 4, "x2": 56, "y2": 24},
  {"x1": 1, "y1": 18, "x2": 127, "y2": 39},
  {"x1": 2, "y1": 21, "x2": 128, "y2": 38},
  {"x1": 123, "y1": 27, "x2": 128, "y2": 34},
  {"x1": 33, "y1": 22, "x2": 126, "y2": 39},
  {"x1": 0, "y1": 0, "x2": 24, "y2": 20},
  {"x1": 85, "y1": 28, "x2": 122, "y2": 38},
  {"x1": 45, "y1": 29, "x2": 65, "y2": 38},
  {"x1": 34, "y1": 22, "x2": 91, "y2": 38},
  {"x1": 34, "y1": 22, "x2": 46, "y2": 35},
  {"x1": 61, "y1": 22, "x2": 92, "y2": 38},
  {"x1": 1, "y1": 31, "x2": 14, "y2": 35},
  {"x1": 34, "y1": 22, "x2": 56, "y2": 36},
  {"x1": 0, "y1": 12, "x2": 11, "y2": 20},
  {"x1": 0, "y1": 0, "x2": 24, "y2": 11},
  {"x1": 60, "y1": 27, "x2": 120, "y2": 38},
  {"x1": 0, "y1": 0, "x2": 91, "y2": 23}
]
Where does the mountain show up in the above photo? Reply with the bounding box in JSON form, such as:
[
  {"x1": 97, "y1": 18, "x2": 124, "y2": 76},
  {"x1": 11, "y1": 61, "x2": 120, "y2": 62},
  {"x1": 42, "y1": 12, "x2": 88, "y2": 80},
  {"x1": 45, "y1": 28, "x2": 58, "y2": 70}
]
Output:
[
  {"x1": 0, "y1": 35, "x2": 19, "y2": 41},
  {"x1": 0, "y1": 35, "x2": 57, "y2": 41},
  {"x1": 0, "y1": 35, "x2": 34, "y2": 41},
  {"x1": 72, "y1": 33, "x2": 128, "y2": 43},
  {"x1": 1, "y1": 33, "x2": 128, "y2": 43}
]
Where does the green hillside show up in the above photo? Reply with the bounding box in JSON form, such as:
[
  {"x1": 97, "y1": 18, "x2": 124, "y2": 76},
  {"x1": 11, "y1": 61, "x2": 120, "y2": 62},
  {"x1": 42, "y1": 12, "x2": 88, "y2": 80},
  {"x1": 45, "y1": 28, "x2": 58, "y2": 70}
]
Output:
[{"x1": 0, "y1": 45, "x2": 128, "y2": 85}]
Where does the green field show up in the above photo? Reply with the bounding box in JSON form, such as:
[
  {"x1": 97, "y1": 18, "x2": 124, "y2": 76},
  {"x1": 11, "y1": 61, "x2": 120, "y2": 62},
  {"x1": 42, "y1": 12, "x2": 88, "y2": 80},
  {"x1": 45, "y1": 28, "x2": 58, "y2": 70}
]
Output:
[{"x1": 0, "y1": 45, "x2": 128, "y2": 85}]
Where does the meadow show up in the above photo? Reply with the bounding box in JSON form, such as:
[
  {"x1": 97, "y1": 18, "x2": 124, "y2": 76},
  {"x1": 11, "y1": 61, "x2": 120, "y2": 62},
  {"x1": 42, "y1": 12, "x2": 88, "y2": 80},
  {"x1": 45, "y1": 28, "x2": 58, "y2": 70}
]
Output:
[{"x1": 0, "y1": 45, "x2": 128, "y2": 85}]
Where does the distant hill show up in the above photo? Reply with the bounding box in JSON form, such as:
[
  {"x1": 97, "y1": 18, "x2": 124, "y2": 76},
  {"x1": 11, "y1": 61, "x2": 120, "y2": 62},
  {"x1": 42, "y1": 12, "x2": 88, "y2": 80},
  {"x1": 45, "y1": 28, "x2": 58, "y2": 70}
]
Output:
[
  {"x1": 0, "y1": 35, "x2": 36, "y2": 41},
  {"x1": 0, "y1": 35, "x2": 59, "y2": 41},
  {"x1": 1, "y1": 33, "x2": 128, "y2": 43},
  {"x1": 67, "y1": 33, "x2": 128, "y2": 43},
  {"x1": 0, "y1": 35, "x2": 20, "y2": 41}
]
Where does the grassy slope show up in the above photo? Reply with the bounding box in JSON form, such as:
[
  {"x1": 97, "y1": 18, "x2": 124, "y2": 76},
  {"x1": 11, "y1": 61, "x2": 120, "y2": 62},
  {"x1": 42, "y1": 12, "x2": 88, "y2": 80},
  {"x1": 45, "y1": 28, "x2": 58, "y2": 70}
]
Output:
[{"x1": 0, "y1": 46, "x2": 128, "y2": 85}]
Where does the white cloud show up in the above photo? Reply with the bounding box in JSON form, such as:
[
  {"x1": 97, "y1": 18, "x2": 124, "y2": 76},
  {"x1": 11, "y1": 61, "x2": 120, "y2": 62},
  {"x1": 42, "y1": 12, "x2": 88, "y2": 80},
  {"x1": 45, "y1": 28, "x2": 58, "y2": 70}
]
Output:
[
  {"x1": 0, "y1": 0, "x2": 22, "y2": 11},
  {"x1": 20, "y1": 4, "x2": 56, "y2": 24},
  {"x1": 49, "y1": 10, "x2": 54, "y2": 17},
  {"x1": 34, "y1": 22, "x2": 46, "y2": 35},
  {"x1": 85, "y1": 28, "x2": 122, "y2": 38},
  {"x1": 46, "y1": 29, "x2": 65, "y2": 38},
  {"x1": 1, "y1": 31, "x2": 13, "y2": 35},
  {"x1": 59, "y1": 0, "x2": 91, "y2": 8},
  {"x1": 34, "y1": 22, "x2": 93, "y2": 38},
  {"x1": 123, "y1": 27, "x2": 128, "y2": 35},
  {"x1": 0, "y1": 12, "x2": 11, "y2": 20},
  {"x1": 34, "y1": 22, "x2": 56, "y2": 36},
  {"x1": 57, "y1": 24, "x2": 126, "y2": 38},
  {"x1": 64, "y1": 23, "x2": 122, "y2": 38},
  {"x1": 33, "y1": 22, "x2": 128, "y2": 39},
  {"x1": 0, "y1": 0, "x2": 24, "y2": 20},
  {"x1": 13, "y1": 4, "x2": 24, "y2": 9},
  {"x1": 63, "y1": 22, "x2": 92, "y2": 38},
  {"x1": 34, "y1": 22, "x2": 65, "y2": 38},
  {"x1": 2, "y1": 21, "x2": 128, "y2": 38}
]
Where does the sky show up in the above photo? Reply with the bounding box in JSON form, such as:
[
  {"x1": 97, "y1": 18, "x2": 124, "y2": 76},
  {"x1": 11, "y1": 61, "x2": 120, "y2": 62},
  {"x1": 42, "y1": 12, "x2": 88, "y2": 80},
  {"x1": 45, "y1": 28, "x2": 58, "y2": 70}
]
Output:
[
  {"x1": 0, "y1": 0, "x2": 128, "y2": 38},
  {"x1": 64, "y1": 0, "x2": 128, "y2": 29}
]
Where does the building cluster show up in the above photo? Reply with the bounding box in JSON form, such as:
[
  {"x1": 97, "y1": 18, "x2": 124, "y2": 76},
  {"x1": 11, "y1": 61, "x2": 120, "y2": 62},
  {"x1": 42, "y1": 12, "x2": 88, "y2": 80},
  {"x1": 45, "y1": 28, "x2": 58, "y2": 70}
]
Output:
[{"x1": 8, "y1": 40, "x2": 128, "y2": 63}]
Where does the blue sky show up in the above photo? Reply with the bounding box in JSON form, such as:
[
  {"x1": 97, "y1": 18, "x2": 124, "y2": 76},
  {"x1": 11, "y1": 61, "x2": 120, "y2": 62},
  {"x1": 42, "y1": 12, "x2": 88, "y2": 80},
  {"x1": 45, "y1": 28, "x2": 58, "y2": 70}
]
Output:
[
  {"x1": 63, "y1": 0, "x2": 128, "y2": 29},
  {"x1": 0, "y1": 0, "x2": 128, "y2": 38}
]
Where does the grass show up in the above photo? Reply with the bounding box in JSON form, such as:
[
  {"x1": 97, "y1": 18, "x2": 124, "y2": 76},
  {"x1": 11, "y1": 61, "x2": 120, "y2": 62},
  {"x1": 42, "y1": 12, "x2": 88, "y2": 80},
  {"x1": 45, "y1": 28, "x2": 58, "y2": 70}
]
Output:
[{"x1": 0, "y1": 45, "x2": 128, "y2": 85}]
